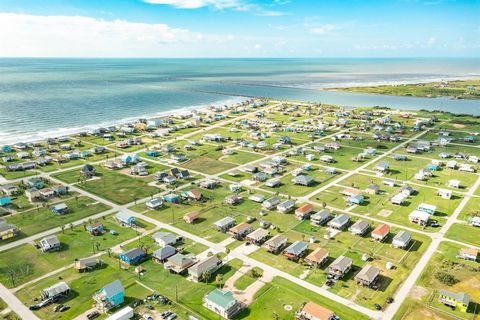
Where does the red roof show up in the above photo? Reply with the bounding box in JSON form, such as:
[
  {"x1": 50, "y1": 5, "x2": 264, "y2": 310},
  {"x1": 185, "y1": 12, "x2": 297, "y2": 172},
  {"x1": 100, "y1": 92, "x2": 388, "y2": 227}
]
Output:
[
  {"x1": 295, "y1": 203, "x2": 313, "y2": 214},
  {"x1": 372, "y1": 223, "x2": 390, "y2": 237}
]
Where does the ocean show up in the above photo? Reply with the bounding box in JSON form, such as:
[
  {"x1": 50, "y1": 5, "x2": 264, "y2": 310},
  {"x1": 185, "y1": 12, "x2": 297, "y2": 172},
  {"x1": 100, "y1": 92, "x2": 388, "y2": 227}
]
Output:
[{"x1": 1, "y1": 58, "x2": 480, "y2": 144}]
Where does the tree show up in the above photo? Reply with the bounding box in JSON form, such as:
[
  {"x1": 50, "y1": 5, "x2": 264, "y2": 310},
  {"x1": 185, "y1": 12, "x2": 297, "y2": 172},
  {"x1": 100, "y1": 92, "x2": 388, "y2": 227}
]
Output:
[
  {"x1": 83, "y1": 221, "x2": 87, "y2": 231},
  {"x1": 69, "y1": 223, "x2": 74, "y2": 231},
  {"x1": 435, "y1": 272, "x2": 459, "y2": 286},
  {"x1": 95, "y1": 242, "x2": 101, "y2": 253},
  {"x1": 215, "y1": 274, "x2": 224, "y2": 288},
  {"x1": 201, "y1": 270, "x2": 212, "y2": 283},
  {"x1": 61, "y1": 225, "x2": 65, "y2": 234},
  {"x1": 225, "y1": 248, "x2": 230, "y2": 261}
]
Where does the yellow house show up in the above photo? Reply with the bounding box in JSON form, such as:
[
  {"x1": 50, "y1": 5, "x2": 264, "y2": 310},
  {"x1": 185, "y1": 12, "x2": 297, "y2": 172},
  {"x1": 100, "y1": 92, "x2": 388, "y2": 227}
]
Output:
[{"x1": 438, "y1": 290, "x2": 470, "y2": 312}]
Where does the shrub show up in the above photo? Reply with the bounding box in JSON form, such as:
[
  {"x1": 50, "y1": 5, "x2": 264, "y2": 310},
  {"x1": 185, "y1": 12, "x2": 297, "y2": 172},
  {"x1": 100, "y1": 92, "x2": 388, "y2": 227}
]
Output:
[{"x1": 434, "y1": 271, "x2": 459, "y2": 286}]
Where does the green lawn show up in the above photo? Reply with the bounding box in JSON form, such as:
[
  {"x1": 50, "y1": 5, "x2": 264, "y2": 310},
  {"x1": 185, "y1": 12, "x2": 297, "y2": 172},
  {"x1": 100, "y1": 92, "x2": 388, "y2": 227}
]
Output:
[{"x1": 53, "y1": 167, "x2": 160, "y2": 205}]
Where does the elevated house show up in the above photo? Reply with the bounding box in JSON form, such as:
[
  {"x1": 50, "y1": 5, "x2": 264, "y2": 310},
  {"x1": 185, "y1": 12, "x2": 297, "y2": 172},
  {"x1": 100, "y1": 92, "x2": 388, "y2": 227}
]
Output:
[
  {"x1": 152, "y1": 245, "x2": 177, "y2": 263},
  {"x1": 438, "y1": 290, "x2": 470, "y2": 312},
  {"x1": 188, "y1": 255, "x2": 222, "y2": 282},
  {"x1": 39, "y1": 235, "x2": 61, "y2": 252},
  {"x1": 228, "y1": 222, "x2": 252, "y2": 240},
  {"x1": 0, "y1": 221, "x2": 18, "y2": 240},
  {"x1": 355, "y1": 264, "x2": 380, "y2": 287},
  {"x1": 283, "y1": 241, "x2": 308, "y2": 261},
  {"x1": 93, "y1": 280, "x2": 124, "y2": 313},
  {"x1": 184, "y1": 211, "x2": 201, "y2": 224},
  {"x1": 152, "y1": 231, "x2": 176, "y2": 246},
  {"x1": 408, "y1": 210, "x2": 430, "y2": 226},
  {"x1": 295, "y1": 301, "x2": 335, "y2": 320},
  {"x1": 392, "y1": 230, "x2": 412, "y2": 249},
  {"x1": 75, "y1": 257, "x2": 100, "y2": 272},
  {"x1": 119, "y1": 247, "x2": 145, "y2": 266},
  {"x1": 51, "y1": 203, "x2": 69, "y2": 215},
  {"x1": 295, "y1": 204, "x2": 314, "y2": 220},
  {"x1": 203, "y1": 289, "x2": 242, "y2": 319},
  {"x1": 458, "y1": 248, "x2": 478, "y2": 261},
  {"x1": 371, "y1": 224, "x2": 390, "y2": 242},
  {"x1": 262, "y1": 197, "x2": 281, "y2": 210},
  {"x1": 86, "y1": 222, "x2": 104, "y2": 236},
  {"x1": 145, "y1": 198, "x2": 163, "y2": 210},
  {"x1": 277, "y1": 200, "x2": 295, "y2": 213},
  {"x1": 469, "y1": 216, "x2": 480, "y2": 227},
  {"x1": 349, "y1": 220, "x2": 370, "y2": 236},
  {"x1": 291, "y1": 175, "x2": 314, "y2": 186},
  {"x1": 41, "y1": 282, "x2": 70, "y2": 302},
  {"x1": 115, "y1": 212, "x2": 135, "y2": 226},
  {"x1": 263, "y1": 234, "x2": 288, "y2": 253},
  {"x1": 164, "y1": 253, "x2": 195, "y2": 274},
  {"x1": 245, "y1": 228, "x2": 269, "y2": 245},
  {"x1": 327, "y1": 255, "x2": 353, "y2": 279},
  {"x1": 214, "y1": 217, "x2": 236, "y2": 233},
  {"x1": 305, "y1": 248, "x2": 329, "y2": 268},
  {"x1": 328, "y1": 214, "x2": 350, "y2": 230},
  {"x1": 311, "y1": 209, "x2": 332, "y2": 225}
]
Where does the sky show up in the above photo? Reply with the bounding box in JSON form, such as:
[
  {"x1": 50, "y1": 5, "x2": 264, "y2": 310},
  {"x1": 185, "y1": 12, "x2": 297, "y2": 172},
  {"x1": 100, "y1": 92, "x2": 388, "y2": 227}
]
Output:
[{"x1": 0, "y1": 0, "x2": 479, "y2": 58}]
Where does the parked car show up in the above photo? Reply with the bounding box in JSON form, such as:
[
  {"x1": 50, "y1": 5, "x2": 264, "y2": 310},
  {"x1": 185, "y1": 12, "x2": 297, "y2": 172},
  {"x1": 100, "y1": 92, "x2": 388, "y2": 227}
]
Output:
[
  {"x1": 161, "y1": 311, "x2": 172, "y2": 319},
  {"x1": 86, "y1": 311, "x2": 100, "y2": 320}
]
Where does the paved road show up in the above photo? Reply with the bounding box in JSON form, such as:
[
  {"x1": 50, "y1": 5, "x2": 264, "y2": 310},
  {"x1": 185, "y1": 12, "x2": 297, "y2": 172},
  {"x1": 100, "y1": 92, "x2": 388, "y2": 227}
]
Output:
[{"x1": 0, "y1": 283, "x2": 40, "y2": 320}]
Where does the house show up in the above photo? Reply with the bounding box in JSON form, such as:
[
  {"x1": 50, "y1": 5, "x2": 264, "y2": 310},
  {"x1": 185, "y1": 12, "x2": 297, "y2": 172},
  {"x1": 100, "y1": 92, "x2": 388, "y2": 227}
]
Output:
[
  {"x1": 0, "y1": 221, "x2": 18, "y2": 240},
  {"x1": 224, "y1": 195, "x2": 242, "y2": 205},
  {"x1": 163, "y1": 193, "x2": 180, "y2": 203},
  {"x1": 39, "y1": 188, "x2": 55, "y2": 199},
  {"x1": 311, "y1": 209, "x2": 332, "y2": 225},
  {"x1": 327, "y1": 255, "x2": 353, "y2": 279},
  {"x1": 459, "y1": 164, "x2": 475, "y2": 172},
  {"x1": 184, "y1": 211, "x2": 201, "y2": 224},
  {"x1": 392, "y1": 230, "x2": 412, "y2": 249},
  {"x1": 371, "y1": 224, "x2": 390, "y2": 242},
  {"x1": 115, "y1": 212, "x2": 135, "y2": 226},
  {"x1": 152, "y1": 232, "x2": 177, "y2": 247},
  {"x1": 51, "y1": 203, "x2": 69, "y2": 215},
  {"x1": 438, "y1": 290, "x2": 470, "y2": 313},
  {"x1": 263, "y1": 234, "x2": 288, "y2": 253},
  {"x1": 245, "y1": 228, "x2": 269, "y2": 245},
  {"x1": 253, "y1": 172, "x2": 268, "y2": 182},
  {"x1": 26, "y1": 177, "x2": 44, "y2": 189},
  {"x1": 409, "y1": 210, "x2": 430, "y2": 225},
  {"x1": 291, "y1": 175, "x2": 314, "y2": 186},
  {"x1": 265, "y1": 178, "x2": 281, "y2": 188},
  {"x1": 391, "y1": 193, "x2": 408, "y2": 205},
  {"x1": 262, "y1": 196, "x2": 281, "y2": 210},
  {"x1": 86, "y1": 222, "x2": 104, "y2": 236},
  {"x1": 348, "y1": 194, "x2": 365, "y2": 205},
  {"x1": 199, "y1": 179, "x2": 218, "y2": 189},
  {"x1": 305, "y1": 248, "x2": 329, "y2": 268},
  {"x1": 355, "y1": 264, "x2": 380, "y2": 287},
  {"x1": 417, "y1": 203, "x2": 436, "y2": 215},
  {"x1": 328, "y1": 214, "x2": 350, "y2": 230},
  {"x1": 401, "y1": 185, "x2": 416, "y2": 196},
  {"x1": 0, "y1": 197, "x2": 12, "y2": 207},
  {"x1": 365, "y1": 184, "x2": 380, "y2": 195},
  {"x1": 119, "y1": 247, "x2": 145, "y2": 265},
  {"x1": 349, "y1": 220, "x2": 370, "y2": 236},
  {"x1": 282, "y1": 241, "x2": 308, "y2": 261},
  {"x1": 447, "y1": 160, "x2": 457, "y2": 169},
  {"x1": 248, "y1": 194, "x2": 265, "y2": 203},
  {"x1": 376, "y1": 161, "x2": 390, "y2": 172},
  {"x1": 295, "y1": 203, "x2": 314, "y2": 220},
  {"x1": 341, "y1": 188, "x2": 362, "y2": 197},
  {"x1": 437, "y1": 189, "x2": 452, "y2": 200},
  {"x1": 295, "y1": 302, "x2": 335, "y2": 320},
  {"x1": 458, "y1": 248, "x2": 478, "y2": 261},
  {"x1": 188, "y1": 255, "x2": 222, "y2": 282},
  {"x1": 74, "y1": 257, "x2": 100, "y2": 272},
  {"x1": 105, "y1": 307, "x2": 134, "y2": 320},
  {"x1": 204, "y1": 289, "x2": 242, "y2": 319},
  {"x1": 164, "y1": 253, "x2": 195, "y2": 273},
  {"x1": 320, "y1": 155, "x2": 334, "y2": 163},
  {"x1": 41, "y1": 282, "x2": 70, "y2": 301},
  {"x1": 39, "y1": 235, "x2": 61, "y2": 252},
  {"x1": 152, "y1": 245, "x2": 177, "y2": 263},
  {"x1": 228, "y1": 222, "x2": 252, "y2": 239},
  {"x1": 145, "y1": 198, "x2": 163, "y2": 210},
  {"x1": 448, "y1": 179, "x2": 461, "y2": 188},
  {"x1": 277, "y1": 200, "x2": 295, "y2": 213},
  {"x1": 469, "y1": 216, "x2": 480, "y2": 227},
  {"x1": 0, "y1": 184, "x2": 18, "y2": 196},
  {"x1": 93, "y1": 280, "x2": 124, "y2": 312},
  {"x1": 187, "y1": 189, "x2": 203, "y2": 201},
  {"x1": 25, "y1": 188, "x2": 41, "y2": 202},
  {"x1": 214, "y1": 217, "x2": 236, "y2": 232}
]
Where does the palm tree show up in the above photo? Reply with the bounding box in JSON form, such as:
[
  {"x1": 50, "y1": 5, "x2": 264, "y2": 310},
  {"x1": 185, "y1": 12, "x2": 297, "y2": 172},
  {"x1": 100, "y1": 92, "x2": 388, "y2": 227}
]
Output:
[
  {"x1": 215, "y1": 274, "x2": 224, "y2": 288},
  {"x1": 60, "y1": 225, "x2": 65, "y2": 234},
  {"x1": 69, "y1": 223, "x2": 74, "y2": 231}
]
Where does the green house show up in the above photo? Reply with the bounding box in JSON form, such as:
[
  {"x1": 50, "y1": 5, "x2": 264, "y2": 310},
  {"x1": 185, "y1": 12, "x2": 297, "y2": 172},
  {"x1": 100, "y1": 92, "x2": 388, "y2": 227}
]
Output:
[{"x1": 438, "y1": 290, "x2": 470, "y2": 312}]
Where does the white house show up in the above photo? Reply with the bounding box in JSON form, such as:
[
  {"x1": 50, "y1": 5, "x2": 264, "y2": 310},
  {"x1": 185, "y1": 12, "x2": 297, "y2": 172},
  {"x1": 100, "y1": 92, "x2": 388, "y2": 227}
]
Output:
[
  {"x1": 448, "y1": 179, "x2": 461, "y2": 188},
  {"x1": 437, "y1": 189, "x2": 452, "y2": 200},
  {"x1": 408, "y1": 210, "x2": 430, "y2": 225}
]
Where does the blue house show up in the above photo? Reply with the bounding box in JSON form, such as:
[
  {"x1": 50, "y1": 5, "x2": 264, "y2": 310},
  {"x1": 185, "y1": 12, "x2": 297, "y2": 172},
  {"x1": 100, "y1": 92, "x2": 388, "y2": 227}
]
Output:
[
  {"x1": 121, "y1": 153, "x2": 139, "y2": 165},
  {"x1": 145, "y1": 150, "x2": 160, "y2": 157},
  {"x1": 51, "y1": 203, "x2": 69, "y2": 215},
  {"x1": 94, "y1": 280, "x2": 124, "y2": 312},
  {"x1": 278, "y1": 136, "x2": 291, "y2": 144},
  {"x1": 1, "y1": 146, "x2": 12, "y2": 153},
  {"x1": 86, "y1": 222, "x2": 104, "y2": 235},
  {"x1": 119, "y1": 247, "x2": 145, "y2": 265},
  {"x1": 115, "y1": 212, "x2": 136, "y2": 226},
  {"x1": 164, "y1": 193, "x2": 180, "y2": 203},
  {"x1": 26, "y1": 178, "x2": 44, "y2": 189},
  {"x1": 426, "y1": 164, "x2": 440, "y2": 171},
  {"x1": 348, "y1": 194, "x2": 365, "y2": 205},
  {"x1": 0, "y1": 197, "x2": 12, "y2": 207},
  {"x1": 302, "y1": 164, "x2": 313, "y2": 171}
]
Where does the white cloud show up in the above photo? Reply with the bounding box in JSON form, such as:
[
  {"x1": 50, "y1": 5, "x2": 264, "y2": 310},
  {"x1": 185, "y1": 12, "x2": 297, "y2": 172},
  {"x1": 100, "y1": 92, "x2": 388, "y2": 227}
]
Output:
[
  {"x1": 427, "y1": 37, "x2": 437, "y2": 46},
  {"x1": 309, "y1": 24, "x2": 336, "y2": 35},
  {"x1": 0, "y1": 12, "x2": 202, "y2": 57},
  {"x1": 143, "y1": 0, "x2": 245, "y2": 9}
]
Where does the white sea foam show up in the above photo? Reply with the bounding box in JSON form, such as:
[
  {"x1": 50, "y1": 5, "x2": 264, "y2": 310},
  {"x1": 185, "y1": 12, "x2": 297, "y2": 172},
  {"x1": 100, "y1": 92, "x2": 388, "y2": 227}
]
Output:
[{"x1": 0, "y1": 96, "x2": 247, "y2": 145}]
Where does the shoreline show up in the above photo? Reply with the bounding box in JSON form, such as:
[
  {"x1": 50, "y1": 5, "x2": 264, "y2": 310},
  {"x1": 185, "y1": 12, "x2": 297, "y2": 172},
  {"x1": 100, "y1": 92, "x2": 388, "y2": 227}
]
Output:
[{"x1": 0, "y1": 96, "x2": 249, "y2": 146}]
